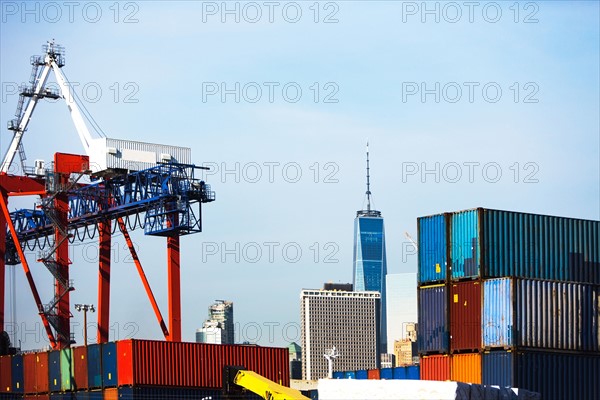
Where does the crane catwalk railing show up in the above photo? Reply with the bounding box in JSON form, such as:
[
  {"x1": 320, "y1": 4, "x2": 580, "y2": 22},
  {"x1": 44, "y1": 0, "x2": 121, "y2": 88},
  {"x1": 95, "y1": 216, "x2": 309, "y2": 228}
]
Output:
[{"x1": 5, "y1": 162, "x2": 214, "y2": 263}]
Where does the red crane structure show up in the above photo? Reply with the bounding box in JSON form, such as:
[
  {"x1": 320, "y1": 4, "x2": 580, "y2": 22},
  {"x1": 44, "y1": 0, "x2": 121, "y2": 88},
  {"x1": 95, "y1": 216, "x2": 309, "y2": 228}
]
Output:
[{"x1": 0, "y1": 42, "x2": 215, "y2": 349}]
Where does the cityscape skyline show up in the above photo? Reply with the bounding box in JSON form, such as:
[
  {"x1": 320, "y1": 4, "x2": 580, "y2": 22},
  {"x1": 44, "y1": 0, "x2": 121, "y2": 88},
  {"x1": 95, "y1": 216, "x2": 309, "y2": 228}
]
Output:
[{"x1": 1, "y1": 2, "x2": 597, "y2": 350}]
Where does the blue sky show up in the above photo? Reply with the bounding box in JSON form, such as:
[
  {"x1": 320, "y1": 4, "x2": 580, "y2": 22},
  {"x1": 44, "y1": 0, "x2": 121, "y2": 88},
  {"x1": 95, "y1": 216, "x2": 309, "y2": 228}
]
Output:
[{"x1": 1, "y1": 1, "x2": 598, "y2": 349}]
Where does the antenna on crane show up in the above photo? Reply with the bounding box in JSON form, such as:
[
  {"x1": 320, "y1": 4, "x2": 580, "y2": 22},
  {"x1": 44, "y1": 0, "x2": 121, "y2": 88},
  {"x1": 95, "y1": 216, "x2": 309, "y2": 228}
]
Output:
[{"x1": 323, "y1": 346, "x2": 340, "y2": 379}]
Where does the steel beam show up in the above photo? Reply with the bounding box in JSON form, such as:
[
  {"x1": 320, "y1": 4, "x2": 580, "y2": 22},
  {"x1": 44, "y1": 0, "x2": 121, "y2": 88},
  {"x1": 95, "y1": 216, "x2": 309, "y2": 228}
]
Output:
[
  {"x1": 97, "y1": 219, "x2": 111, "y2": 343},
  {"x1": 167, "y1": 223, "x2": 181, "y2": 342},
  {"x1": 0, "y1": 191, "x2": 6, "y2": 332}
]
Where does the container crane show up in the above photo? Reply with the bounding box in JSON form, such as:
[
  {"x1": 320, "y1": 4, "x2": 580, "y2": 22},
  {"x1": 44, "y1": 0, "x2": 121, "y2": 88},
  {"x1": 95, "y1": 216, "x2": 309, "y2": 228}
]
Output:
[{"x1": 0, "y1": 41, "x2": 215, "y2": 349}]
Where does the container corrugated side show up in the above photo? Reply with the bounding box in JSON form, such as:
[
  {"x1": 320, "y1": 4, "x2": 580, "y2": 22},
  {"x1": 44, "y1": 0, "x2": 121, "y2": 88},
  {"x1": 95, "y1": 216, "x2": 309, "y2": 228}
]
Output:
[
  {"x1": 114, "y1": 386, "x2": 222, "y2": 399},
  {"x1": 451, "y1": 209, "x2": 480, "y2": 279},
  {"x1": 116, "y1": 339, "x2": 289, "y2": 388},
  {"x1": 101, "y1": 343, "x2": 117, "y2": 387},
  {"x1": 48, "y1": 351, "x2": 61, "y2": 392},
  {"x1": 101, "y1": 138, "x2": 192, "y2": 172},
  {"x1": 483, "y1": 350, "x2": 600, "y2": 400},
  {"x1": 482, "y1": 350, "x2": 513, "y2": 388},
  {"x1": 450, "y1": 281, "x2": 482, "y2": 351},
  {"x1": 72, "y1": 346, "x2": 88, "y2": 390},
  {"x1": 418, "y1": 285, "x2": 448, "y2": 354},
  {"x1": 11, "y1": 354, "x2": 23, "y2": 393},
  {"x1": 0, "y1": 355, "x2": 11, "y2": 392},
  {"x1": 86, "y1": 345, "x2": 101, "y2": 389},
  {"x1": 482, "y1": 209, "x2": 600, "y2": 284},
  {"x1": 418, "y1": 214, "x2": 449, "y2": 284},
  {"x1": 483, "y1": 278, "x2": 599, "y2": 351},
  {"x1": 419, "y1": 354, "x2": 450, "y2": 381},
  {"x1": 60, "y1": 348, "x2": 74, "y2": 392},
  {"x1": 450, "y1": 353, "x2": 481, "y2": 384},
  {"x1": 392, "y1": 366, "x2": 419, "y2": 380}
]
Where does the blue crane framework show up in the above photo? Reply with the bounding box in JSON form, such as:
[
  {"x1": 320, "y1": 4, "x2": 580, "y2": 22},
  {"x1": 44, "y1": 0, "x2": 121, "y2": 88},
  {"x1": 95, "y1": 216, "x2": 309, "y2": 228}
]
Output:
[{"x1": 0, "y1": 42, "x2": 215, "y2": 350}]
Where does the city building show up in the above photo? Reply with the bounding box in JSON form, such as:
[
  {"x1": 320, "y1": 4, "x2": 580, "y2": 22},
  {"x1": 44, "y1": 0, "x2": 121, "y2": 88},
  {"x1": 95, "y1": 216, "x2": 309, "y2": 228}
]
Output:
[
  {"x1": 386, "y1": 273, "x2": 418, "y2": 353},
  {"x1": 381, "y1": 353, "x2": 395, "y2": 369},
  {"x1": 288, "y1": 342, "x2": 303, "y2": 380},
  {"x1": 353, "y1": 143, "x2": 388, "y2": 352},
  {"x1": 300, "y1": 286, "x2": 380, "y2": 380},
  {"x1": 394, "y1": 339, "x2": 418, "y2": 366},
  {"x1": 196, "y1": 300, "x2": 234, "y2": 344}
]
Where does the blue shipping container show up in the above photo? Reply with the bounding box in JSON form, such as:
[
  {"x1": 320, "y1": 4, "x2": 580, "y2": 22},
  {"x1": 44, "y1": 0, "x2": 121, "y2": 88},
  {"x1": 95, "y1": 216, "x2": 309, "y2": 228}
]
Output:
[
  {"x1": 418, "y1": 285, "x2": 449, "y2": 354},
  {"x1": 332, "y1": 371, "x2": 343, "y2": 379},
  {"x1": 355, "y1": 369, "x2": 368, "y2": 379},
  {"x1": 406, "y1": 365, "x2": 419, "y2": 379},
  {"x1": 380, "y1": 368, "x2": 393, "y2": 379},
  {"x1": 10, "y1": 354, "x2": 23, "y2": 393},
  {"x1": 481, "y1": 209, "x2": 599, "y2": 284},
  {"x1": 451, "y1": 209, "x2": 480, "y2": 279},
  {"x1": 73, "y1": 391, "x2": 103, "y2": 400},
  {"x1": 101, "y1": 342, "x2": 117, "y2": 387},
  {"x1": 418, "y1": 214, "x2": 448, "y2": 284},
  {"x1": 392, "y1": 367, "x2": 406, "y2": 379},
  {"x1": 483, "y1": 350, "x2": 600, "y2": 400},
  {"x1": 483, "y1": 278, "x2": 599, "y2": 351},
  {"x1": 343, "y1": 371, "x2": 356, "y2": 379},
  {"x1": 50, "y1": 393, "x2": 73, "y2": 399},
  {"x1": 87, "y1": 344, "x2": 102, "y2": 389},
  {"x1": 49, "y1": 350, "x2": 61, "y2": 392}
]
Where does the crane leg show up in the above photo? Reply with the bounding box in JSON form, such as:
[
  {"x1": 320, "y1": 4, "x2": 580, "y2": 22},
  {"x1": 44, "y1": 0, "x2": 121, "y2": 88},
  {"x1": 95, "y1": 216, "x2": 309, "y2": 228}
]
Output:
[{"x1": 97, "y1": 220, "x2": 111, "y2": 343}]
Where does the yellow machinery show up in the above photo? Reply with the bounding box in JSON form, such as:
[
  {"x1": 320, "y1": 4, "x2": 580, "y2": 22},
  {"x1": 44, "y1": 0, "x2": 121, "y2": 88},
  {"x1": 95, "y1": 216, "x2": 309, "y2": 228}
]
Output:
[{"x1": 224, "y1": 366, "x2": 310, "y2": 400}]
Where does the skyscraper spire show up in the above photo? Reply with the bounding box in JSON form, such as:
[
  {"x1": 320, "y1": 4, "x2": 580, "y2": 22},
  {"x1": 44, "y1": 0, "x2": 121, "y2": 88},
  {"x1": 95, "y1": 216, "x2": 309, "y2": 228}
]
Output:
[{"x1": 366, "y1": 140, "x2": 371, "y2": 212}]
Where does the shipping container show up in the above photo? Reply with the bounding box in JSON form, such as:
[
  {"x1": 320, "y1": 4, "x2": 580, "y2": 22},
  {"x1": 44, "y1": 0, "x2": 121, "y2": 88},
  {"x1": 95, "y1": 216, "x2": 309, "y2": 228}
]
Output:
[
  {"x1": 50, "y1": 393, "x2": 72, "y2": 400},
  {"x1": 72, "y1": 347, "x2": 88, "y2": 390},
  {"x1": 0, "y1": 393, "x2": 22, "y2": 400},
  {"x1": 23, "y1": 353, "x2": 36, "y2": 394},
  {"x1": 406, "y1": 365, "x2": 419, "y2": 380},
  {"x1": 419, "y1": 354, "x2": 450, "y2": 381},
  {"x1": 418, "y1": 214, "x2": 449, "y2": 284},
  {"x1": 418, "y1": 285, "x2": 448, "y2": 354},
  {"x1": 11, "y1": 354, "x2": 23, "y2": 393},
  {"x1": 332, "y1": 371, "x2": 343, "y2": 379},
  {"x1": 482, "y1": 278, "x2": 599, "y2": 351},
  {"x1": 482, "y1": 350, "x2": 600, "y2": 400},
  {"x1": 116, "y1": 339, "x2": 289, "y2": 388},
  {"x1": 114, "y1": 386, "x2": 222, "y2": 399},
  {"x1": 392, "y1": 367, "x2": 406, "y2": 380},
  {"x1": 86, "y1": 345, "x2": 101, "y2": 389},
  {"x1": 451, "y1": 209, "x2": 480, "y2": 280},
  {"x1": 23, "y1": 352, "x2": 49, "y2": 394},
  {"x1": 355, "y1": 370, "x2": 367, "y2": 379},
  {"x1": 48, "y1": 351, "x2": 61, "y2": 392},
  {"x1": 0, "y1": 355, "x2": 11, "y2": 392},
  {"x1": 380, "y1": 368, "x2": 393, "y2": 380},
  {"x1": 367, "y1": 369, "x2": 379, "y2": 380},
  {"x1": 102, "y1": 387, "x2": 117, "y2": 400},
  {"x1": 451, "y1": 353, "x2": 481, "y2": 384},
  {"x1": 60, "y1": 348, "x2": 73, "y2": 392},
  {"x1": 450, "y1": 281, "x2": 482, "y2": 352},
  {"x1": 73, "y1": 391, "x2": 103, "y2": 400},
  {"x1": 480, "y1": 209, "x2": 599, "y2": 283},
  {"x1": 101, "y1": 343, "x2": 117, "y2": 388},
  {"x1": 343, "y1": 371, "x2": 355, "y2": 379}
]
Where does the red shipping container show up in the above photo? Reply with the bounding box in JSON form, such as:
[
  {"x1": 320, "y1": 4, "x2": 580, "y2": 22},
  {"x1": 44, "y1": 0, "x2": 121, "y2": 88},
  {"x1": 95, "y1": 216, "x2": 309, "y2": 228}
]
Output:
[
  {"x1": 116, "y1": 339, "x2": 289, "y2": 388},
  {"x1": 450, "y1": 281, "x2": 482, "y2": 352},
  {"x1": 24, "y1": 351, "x2": 49, "y2": 394},
  {"x1": 73, "y1": 346, "x2": 89, "y2": 390},
  {"x1": 0, "y1": 355, "x2": 11, "y2": 392},
  {"x1": 367, "y1": 369, "x2": 380, "y2": 380},
  {"x1": 420, "y1": 354, "x2": 451, "y2": 381},
  {"x1": 23, "y1": 353, "x2": 36, "y2": 394},
  {"x1": 103, "y1": 387, "x2": 118, "y2": 400}
]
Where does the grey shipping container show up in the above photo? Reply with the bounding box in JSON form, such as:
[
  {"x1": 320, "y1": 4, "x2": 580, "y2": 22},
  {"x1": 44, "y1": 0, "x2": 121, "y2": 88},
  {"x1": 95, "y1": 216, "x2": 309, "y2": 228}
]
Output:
[
  {"x1": 417, "y1": 285, "x2": 449, "y2": 354},
  {"x1": 482, "y1": 278, "x2": 599, "y2": 352},
  {"x1": 482, "y1": 350, "x2": 600, "y2": 400}
]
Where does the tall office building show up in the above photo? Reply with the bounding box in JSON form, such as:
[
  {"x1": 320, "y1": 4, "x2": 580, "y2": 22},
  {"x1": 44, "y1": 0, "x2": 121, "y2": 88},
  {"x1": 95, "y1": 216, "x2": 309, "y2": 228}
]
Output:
[
  {"x1": 196, "y1": 300, "x2": 234, "y2": 344},
  {"x1": 353, "y1": 143, "x2": 388, "y2": 352},
  {"x1": 386, "y1": 273, "x2": 417, "y2": 354},
  {"x1": 300, "y1": 286, "x2": 380, "y2": 380}
]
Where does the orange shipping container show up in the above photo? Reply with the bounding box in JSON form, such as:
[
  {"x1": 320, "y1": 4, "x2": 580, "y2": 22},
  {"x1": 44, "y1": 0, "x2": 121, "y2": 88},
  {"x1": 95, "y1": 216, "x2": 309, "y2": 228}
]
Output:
[
  {"x1": 116, "y1": 339, "x2": 289, "y2": 388},
  {"x1": 451, "y1": 353, "x2": 481, "y2": 384},
  {"x1": 0, "y1": 355, "x2": 11, "y2": 392},
  {"x1": 367, "y1": 369, "x2": 380, "y2": 379},
  {"x1": 419, "y1": 354, "x2": 450, "y2": 381},
  {"x1": 104, "y1": 387, "x2": 118, "y2": 400}
]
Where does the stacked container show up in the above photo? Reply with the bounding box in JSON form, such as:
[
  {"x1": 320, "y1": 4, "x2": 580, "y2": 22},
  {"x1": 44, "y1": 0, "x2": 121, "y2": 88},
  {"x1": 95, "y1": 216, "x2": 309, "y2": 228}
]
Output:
[
  {"x1": 1, "y1": 339, "x2": 289, "y2": 399},
  {"x1": 417, "y1": 208, "x2": 600, "y2": 400}
]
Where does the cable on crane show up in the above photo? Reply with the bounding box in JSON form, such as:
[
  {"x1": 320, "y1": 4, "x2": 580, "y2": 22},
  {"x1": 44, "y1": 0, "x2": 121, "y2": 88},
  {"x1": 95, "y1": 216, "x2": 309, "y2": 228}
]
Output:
[{"x1": 61, "y1": 70, "x2": 107, "y2": 139}]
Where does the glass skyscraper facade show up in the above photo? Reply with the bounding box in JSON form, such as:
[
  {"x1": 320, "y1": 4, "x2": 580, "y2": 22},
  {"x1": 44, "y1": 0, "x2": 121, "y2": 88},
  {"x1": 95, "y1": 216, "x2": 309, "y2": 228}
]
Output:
[{"x1": 353, "y1": 210, "x2": 388, "y2": 352}]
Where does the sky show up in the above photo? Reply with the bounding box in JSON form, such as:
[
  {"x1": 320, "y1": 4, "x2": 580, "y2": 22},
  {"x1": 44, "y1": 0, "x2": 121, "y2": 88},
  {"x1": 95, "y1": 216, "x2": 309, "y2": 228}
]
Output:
[{"x1": 0, "y1": 1, "x2": 598, "y2": 350}]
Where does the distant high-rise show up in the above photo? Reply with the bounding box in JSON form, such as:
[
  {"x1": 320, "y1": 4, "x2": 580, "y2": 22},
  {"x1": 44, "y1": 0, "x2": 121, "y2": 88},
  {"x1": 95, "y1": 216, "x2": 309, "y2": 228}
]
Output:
[
  {"x1": 386, "y1": 273, "x2": 417, "y2": 354},
  {"x1": 196, "y1": 300, "x2": 234, "y2": 344},
  {"x1": 300, "y1": 287, "x2": 380, "y2": 380},
  {"x1": 353, "y1": 142, "x2": 388, "y2": 352}
]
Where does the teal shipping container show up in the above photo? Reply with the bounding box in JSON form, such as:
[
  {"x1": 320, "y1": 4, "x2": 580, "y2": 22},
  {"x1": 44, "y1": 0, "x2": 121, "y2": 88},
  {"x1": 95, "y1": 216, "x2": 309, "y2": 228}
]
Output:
[{"x1": 418, "y1": 214, "x2": 449, "y2": 284}]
